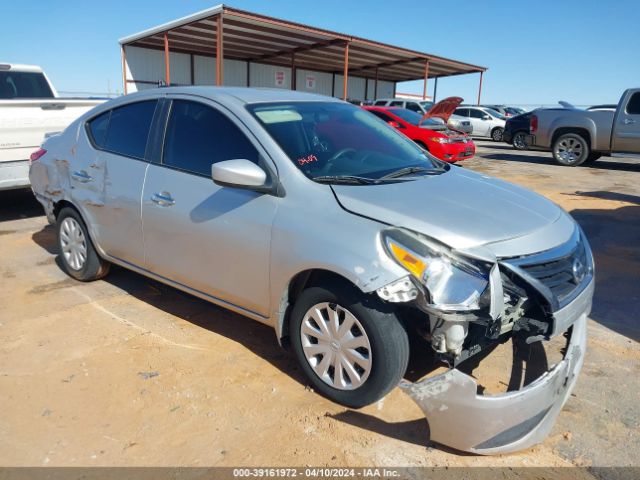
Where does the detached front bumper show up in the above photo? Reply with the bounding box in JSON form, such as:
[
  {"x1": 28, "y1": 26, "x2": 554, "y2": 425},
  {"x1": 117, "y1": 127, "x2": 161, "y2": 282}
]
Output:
[{"x1": 400, "y1": 278, "x2": 592, "y2": 455}]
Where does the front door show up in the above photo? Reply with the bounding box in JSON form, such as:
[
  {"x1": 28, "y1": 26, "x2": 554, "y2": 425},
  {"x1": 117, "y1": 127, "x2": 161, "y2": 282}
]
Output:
[
  {"x1": 141, "y1": 98, "x2": 278, "y2": 317},
  {"x1": 468, "y1": 108, "x2": 491, "y2": 136},
  {"x1": 612, "y1": 91, "x2": 640, "y2": 154}
]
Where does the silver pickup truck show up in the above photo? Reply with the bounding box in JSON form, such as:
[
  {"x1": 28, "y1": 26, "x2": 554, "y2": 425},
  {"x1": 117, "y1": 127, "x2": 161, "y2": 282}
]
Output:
[{"x1": 527, "y1": 89, "x2": 640, "y2": 166}]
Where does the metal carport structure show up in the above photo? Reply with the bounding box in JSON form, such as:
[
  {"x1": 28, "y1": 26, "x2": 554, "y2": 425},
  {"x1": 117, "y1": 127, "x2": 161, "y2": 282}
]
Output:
[{"x1": 119, "y1": 4, "x2": 487, "y2": 103}]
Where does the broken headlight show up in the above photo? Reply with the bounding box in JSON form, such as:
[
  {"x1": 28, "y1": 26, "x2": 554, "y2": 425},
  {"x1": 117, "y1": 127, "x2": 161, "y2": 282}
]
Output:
[{"x1": 381, "y1": 228, "x2": 490, "y2": 312}]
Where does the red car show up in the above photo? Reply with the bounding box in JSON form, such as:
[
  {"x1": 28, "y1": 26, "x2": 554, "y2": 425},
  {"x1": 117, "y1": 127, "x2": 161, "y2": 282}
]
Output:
[{"x1": 363, "y1": 97, "x2": 475, "y2": 162}]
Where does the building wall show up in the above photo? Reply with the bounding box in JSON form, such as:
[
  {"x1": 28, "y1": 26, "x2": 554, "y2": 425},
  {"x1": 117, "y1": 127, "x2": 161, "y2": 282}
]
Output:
[{"x1": 124, "y1": 45, "x2": 396, "y2": 100}]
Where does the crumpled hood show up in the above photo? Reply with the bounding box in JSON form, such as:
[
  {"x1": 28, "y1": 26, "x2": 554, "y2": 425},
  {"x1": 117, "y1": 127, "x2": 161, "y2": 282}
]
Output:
[{"x1": 332, "y1": 167, "x2": 564, "y2": 250}]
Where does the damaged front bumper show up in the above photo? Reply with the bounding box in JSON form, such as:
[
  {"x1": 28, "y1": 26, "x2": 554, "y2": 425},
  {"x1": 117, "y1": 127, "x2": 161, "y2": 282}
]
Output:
[{"x1": 399, "y1": 278, "x2": 592, "y2": 455}]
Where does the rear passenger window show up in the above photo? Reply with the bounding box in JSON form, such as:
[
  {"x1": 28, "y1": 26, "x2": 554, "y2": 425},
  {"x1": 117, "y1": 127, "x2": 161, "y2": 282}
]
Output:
[
  {"x1": 390, "y1": 101, "x2": 404, "y2": 107},
  {"x1": 87, "y1": 111, "x2": 110, "y2": 148},
  {"x1": 163, "y1": 100, "x2": 259, "y2": 176},
  {"x1": 455, "y1": 108, "x2": 468, "y2": 117},
  {"x1": 626, "y1": 92, "x2": 640, "y2": 115},
  {"x1": 104, "y1": 100, "x2": 157, "y2": 159}
]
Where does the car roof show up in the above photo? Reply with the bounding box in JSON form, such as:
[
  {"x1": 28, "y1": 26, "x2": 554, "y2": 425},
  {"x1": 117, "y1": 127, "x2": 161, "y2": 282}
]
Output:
[{"x1": 118, "y1": 86, "x2": 340, "y2": 105}]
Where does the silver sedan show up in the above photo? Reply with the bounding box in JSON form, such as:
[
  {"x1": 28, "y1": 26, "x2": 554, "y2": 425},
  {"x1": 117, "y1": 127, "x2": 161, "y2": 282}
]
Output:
[{"x1": 30, "y1": 87, "x2": 594, "y2": 454}]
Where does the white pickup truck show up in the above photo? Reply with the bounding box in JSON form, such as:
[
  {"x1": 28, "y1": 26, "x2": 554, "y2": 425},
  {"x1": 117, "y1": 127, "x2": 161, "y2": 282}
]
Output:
[{"x1": 0, "y1": 63, "x2": 105, "y2": 190}]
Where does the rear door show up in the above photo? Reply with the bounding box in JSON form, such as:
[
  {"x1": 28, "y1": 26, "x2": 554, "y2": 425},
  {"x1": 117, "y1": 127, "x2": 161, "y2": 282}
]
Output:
[
  {"x1": 73, "y1": 100, "x2": 158, "y2": 265},
  {"x1": 612, "y1": 91, "x2": 640, "y2": 154},
  {"x1": 141, "y1": 97, "x2": 278, "y2": 316}
]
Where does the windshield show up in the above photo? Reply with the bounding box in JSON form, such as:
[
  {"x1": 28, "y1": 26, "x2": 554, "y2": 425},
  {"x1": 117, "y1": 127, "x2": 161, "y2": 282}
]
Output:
[
  {"x1": 420, "y1": 101, "x2": 434, "y2": 110},
  {"x1": 248, "y1": 102, "x2": 445, "y2": 182},
  {"x1": 388, "y1": 108, "x2": 441, "y2": 127},
  {"x1": 0, "y1": 71, "x2": 54, "y2": 99}
]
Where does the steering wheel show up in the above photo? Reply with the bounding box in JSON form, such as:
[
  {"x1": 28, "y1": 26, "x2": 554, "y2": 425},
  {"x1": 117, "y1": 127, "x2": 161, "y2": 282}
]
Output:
[{"x1": 324, "y1": 148, "x2": 357, "y2": 173}]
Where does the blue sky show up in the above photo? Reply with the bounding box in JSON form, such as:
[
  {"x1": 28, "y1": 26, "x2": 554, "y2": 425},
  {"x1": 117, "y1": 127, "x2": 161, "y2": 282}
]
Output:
[{"x1": 2, "y1": 0, "x2": 638, "y2": 106}]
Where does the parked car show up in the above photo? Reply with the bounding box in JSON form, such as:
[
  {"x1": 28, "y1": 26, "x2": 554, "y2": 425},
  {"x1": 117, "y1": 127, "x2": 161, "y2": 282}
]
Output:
[
  {"x1": 30, "y1": 87, "x2": 593, "y2": 455},
  {"x1": 374, "y1": 97, "x2": 472, "y2": 134},
  {"x1": 527, "y1": 89, "x2": 640, "y2": 166},
  {"x1": 503, "y1": 112, "x2": 532, "y2": 150},
  {"x1": 455, "y1": 106, "x2": 506, "y2": 141},
  {"x1": 482, "y1": 105, "x2": 527, "y2": 118},
  {"x1": 0, "y1": 63, "x2": 104, "y2": 190},
  {"x1": 363, "y1": 103, "x2": 475, "y2": 162}
]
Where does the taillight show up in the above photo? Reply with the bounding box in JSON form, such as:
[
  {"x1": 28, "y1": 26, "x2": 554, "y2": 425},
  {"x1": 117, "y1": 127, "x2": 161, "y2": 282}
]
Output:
[
  {"x1": 530, "y1": 115, "x2": 538, "y2": 134},
  {"x1": 29, "y1": 148, "x2": 47, "y2": 163}
]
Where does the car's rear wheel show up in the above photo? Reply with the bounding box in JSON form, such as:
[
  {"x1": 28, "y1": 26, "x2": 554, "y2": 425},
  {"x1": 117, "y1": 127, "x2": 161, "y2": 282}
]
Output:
[
  {"x1": 491, "y1": 127, "x2": 504, "y2": 142},
  {"x1": 290, "y1": 284, "x2": 409, "y2": 408},
  {"x1": 57, "y1": 207, "x2": 110, "y2": 281},
  {"x1": 512, "y1": 131, "x2": 528, "y2": 150},
  {"x1": 552, "y1": 133, "x2": 589, "y2": 166}
]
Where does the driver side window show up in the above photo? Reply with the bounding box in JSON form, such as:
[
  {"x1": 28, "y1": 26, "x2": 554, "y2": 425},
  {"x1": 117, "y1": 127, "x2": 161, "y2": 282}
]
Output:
[
  {"x1": 162, "y1": 100, "x2": 259, "y2": 176},
  {"x1": 469, "y1": 109, "x2": 486, "y2": 119}
]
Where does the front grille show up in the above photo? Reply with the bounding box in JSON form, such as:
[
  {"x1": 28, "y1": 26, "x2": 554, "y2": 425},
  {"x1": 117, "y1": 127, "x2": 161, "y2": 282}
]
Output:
[{"x1": 503, "y1": 232, "x2": 592, "y2": 309}]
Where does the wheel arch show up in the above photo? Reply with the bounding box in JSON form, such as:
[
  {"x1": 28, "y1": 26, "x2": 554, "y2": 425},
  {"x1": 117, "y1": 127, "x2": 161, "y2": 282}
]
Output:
[
  {"x1": 276, "y1": 268, "x2": 374, "y2": 346},
  {"x1": 551, "y1": 127, "x2": 592, "y2": 150}
]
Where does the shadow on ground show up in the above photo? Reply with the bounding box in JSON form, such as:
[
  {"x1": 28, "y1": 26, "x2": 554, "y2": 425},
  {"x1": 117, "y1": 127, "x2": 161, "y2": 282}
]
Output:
[
  {"x1": 0, "y1": 188, "x2": 43, "y2": 222},
  {"x1": 569, "y1": 191, "x2": 640, "y2": 342},
  {"x1": 481, "y1": 153, "x2": 640, "y2": 172}
]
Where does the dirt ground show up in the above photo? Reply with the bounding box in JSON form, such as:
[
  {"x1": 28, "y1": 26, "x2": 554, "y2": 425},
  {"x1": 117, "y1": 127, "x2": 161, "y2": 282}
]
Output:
[{"x1": 0, "y1": 141, "x2": 638, "y2": 477}]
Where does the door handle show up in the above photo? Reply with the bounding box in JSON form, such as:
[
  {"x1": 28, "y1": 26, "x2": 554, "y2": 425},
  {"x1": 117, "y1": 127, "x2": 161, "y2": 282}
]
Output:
[
  {"x1": 151, "y1": 192, "x2": 175, "y2": 207},
  {"x1": 71, "y1": 170, "x2": 93, "y2": 183},
  {"x1": 623, "y1": 118, "x2": 636, "y2": 125}
]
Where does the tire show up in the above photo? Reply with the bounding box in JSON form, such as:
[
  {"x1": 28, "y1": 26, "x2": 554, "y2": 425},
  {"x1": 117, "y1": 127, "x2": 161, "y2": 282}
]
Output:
[
  {"x1": 290, "y1": 283, "x2": 409, "y2": 408},
  {"x1": 56, "y1": 207, "x2": 110, "y2": 281},
  {"x1": 512, "y1": 131, "x2": 528, "y2": 150},
  {"x1": 552, "y1": 133, "x2": 589, "y2": 166},
  {"x1": 491, "y1": 127, "x2": 504, "y2": 142}
]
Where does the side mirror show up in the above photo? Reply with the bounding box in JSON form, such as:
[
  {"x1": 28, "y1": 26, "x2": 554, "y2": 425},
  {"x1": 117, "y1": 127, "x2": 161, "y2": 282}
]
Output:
[
  {"x1": 387, "y1": 120, "x2": 402, "y2": 129},
  {"x1": 482, "y1": 115, "x2": 491, "y2": 120},
  {"x1": 212, "y1": 159, "x2": 267, "y2": 190}
]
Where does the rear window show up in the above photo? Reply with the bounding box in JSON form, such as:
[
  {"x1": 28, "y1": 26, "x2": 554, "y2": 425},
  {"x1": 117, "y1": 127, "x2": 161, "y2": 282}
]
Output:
[
  {"x1": 626, "y1": 92, "x2": 640, "y2": 115},
  {"x1": 0, "y1": 71, "x2": 54, "y2": 99},
  {"x1": 103, "y1": 101, "x2": 157, "y2": 159},
  {"x1": 87, "y1": 111, "x2": 110, "y2": 148}
]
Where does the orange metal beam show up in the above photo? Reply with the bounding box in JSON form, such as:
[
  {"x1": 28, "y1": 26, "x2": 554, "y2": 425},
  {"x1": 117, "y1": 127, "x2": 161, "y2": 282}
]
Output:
[
  {"x1": 163, "y1": 32, "x2": 170, "y2": 85},
  {"x1": 477, "y1": 70, "x2": 484, "y2": 105},
  {"x1": 216, "y1": 14, "x2": 224, "y2": 85},
  {"x1": 121, "y1": 45, "x2": 128, "y2": 94},
  {"x1": 422, "y1": 60, "x2": 430, "y2": 100},
  {"x1": 342, "y1": 41, "x2": 349, "y2": 100}
]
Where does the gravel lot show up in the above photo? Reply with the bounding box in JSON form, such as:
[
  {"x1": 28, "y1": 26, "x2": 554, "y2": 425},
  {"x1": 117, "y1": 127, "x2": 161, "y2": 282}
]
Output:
[{"x1": 0, "y1": 141, "x2": 638, "y2": 477}]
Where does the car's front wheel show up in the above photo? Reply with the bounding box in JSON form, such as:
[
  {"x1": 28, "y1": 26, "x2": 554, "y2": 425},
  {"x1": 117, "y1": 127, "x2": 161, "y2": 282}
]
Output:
[
  {"x1": 290, "y1": 284, "x2": 409, "y2": 408},
  {"x1": 57, "y1": 207, "x2": 110, "y2": 281}
]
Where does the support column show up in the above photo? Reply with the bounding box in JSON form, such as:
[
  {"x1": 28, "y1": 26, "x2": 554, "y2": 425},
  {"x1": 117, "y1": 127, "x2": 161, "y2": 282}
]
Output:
[
  {"x1": 216, "y1": 14, "x2": 224, "y2": 86},
  {"x1": 342, "y1": 41, "x2": 349, "y2": 100},
  {"x1": 121, "y1": 45, "x2": 128, "y2": 95},
  {"x1": 433, "y1": 77, "x2": 438, "y2": 102},
  {"x1": 422, "y1": 60, "x2": 430, "y2": 100},
  {"x1": 477, "y1": 71, "x2": 484, "y2": 105},
  {"x1": 163, "y1": 32, "x2": 170, "y2": 85},
  {"x1": 291, "y1": 52, "x2": 296, "y2": 90},
  {"x1": 373, "y1": 66, "x2": 378, "y2": 100}
]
